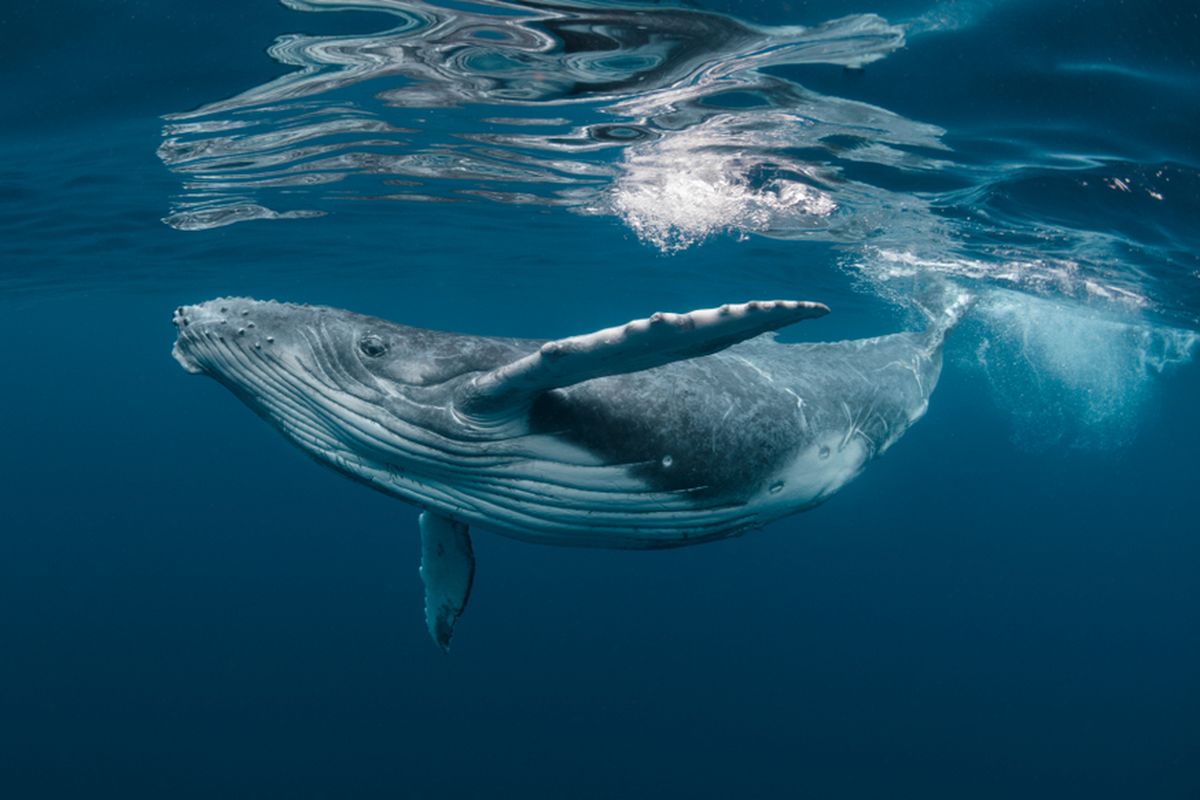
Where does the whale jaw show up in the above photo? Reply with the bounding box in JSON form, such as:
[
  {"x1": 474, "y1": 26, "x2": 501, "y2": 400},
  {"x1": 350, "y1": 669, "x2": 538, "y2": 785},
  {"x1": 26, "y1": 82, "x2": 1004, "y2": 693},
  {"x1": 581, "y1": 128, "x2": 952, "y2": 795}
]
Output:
[{"x1": 171, "y1": 339, "x2": 204, "y2": 374}]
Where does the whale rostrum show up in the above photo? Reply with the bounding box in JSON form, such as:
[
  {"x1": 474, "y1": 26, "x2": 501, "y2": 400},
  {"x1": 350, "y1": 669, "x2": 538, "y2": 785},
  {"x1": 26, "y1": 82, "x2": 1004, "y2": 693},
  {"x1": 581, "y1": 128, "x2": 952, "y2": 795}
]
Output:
[{"x1": 173, "y1": 295, "x2": 964, "y2": 649}]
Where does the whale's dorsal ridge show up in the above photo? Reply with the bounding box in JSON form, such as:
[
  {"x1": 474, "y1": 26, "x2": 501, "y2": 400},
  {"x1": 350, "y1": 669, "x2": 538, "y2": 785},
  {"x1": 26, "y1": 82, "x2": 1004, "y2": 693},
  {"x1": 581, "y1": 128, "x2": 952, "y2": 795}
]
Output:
[{"x1": 457, "y1": 299, "x2": 829, "y2": 418}]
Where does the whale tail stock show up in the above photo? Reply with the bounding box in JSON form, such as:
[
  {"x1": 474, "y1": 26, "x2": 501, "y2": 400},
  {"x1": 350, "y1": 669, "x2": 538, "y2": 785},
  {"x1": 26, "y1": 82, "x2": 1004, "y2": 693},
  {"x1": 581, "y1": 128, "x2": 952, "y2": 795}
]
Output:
[{"x1": 914, "y1": 279, "x2": 975, "y2": 347}]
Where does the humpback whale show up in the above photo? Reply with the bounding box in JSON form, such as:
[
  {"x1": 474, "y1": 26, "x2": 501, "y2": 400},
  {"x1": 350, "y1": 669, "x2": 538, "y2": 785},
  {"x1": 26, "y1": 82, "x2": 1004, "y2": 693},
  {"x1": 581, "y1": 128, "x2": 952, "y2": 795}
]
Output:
[{"x1": 173, "y1": 295, "x2": 966, "y2": 649}]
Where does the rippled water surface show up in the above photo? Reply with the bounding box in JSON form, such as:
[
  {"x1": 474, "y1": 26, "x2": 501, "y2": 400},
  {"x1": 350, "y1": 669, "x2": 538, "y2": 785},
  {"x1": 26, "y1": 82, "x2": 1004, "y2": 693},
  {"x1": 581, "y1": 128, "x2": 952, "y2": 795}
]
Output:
[
  {"x1": 2, "y1": 0, "x2": 1199, "y2": 796},
  {"x1": 149, "y1": 0, "x2": 1199, "y2": 321}
]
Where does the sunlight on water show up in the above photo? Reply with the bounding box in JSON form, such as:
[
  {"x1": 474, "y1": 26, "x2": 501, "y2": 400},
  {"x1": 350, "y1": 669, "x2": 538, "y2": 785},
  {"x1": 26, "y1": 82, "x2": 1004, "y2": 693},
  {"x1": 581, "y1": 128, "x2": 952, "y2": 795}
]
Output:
[
  {"x1": 156, "y1": 0, "x2": 1192, "y2": 317},
  {"x1": 607, "y1": 113, "x2": 840, "y2": 252}
]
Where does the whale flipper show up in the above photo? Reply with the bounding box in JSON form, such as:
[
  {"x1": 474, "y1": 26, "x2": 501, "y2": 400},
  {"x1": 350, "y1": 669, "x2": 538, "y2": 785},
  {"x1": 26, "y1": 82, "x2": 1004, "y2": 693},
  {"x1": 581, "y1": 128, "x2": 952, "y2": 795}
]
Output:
[
  {"x1": 461, "y1": 299, "x2": 829, "y2": 416},
  {"x1": 418, "y1": 511, "x2": 474, "y2": 651}
]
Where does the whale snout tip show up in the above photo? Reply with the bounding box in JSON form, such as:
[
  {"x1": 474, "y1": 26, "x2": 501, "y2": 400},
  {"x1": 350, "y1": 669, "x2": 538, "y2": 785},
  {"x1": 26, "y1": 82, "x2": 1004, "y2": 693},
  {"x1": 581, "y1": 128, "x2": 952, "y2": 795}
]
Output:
[
  {"x1": 172, "y1": 303, "x2": 217, "y2": 374},
  {"x1": 172, "y1": 305, "x2": 203, "y2": 374},
  {"x1": 171, "y1": 298, "x2": 280, "y2": 375},
  {"x1": 174, "y1": 300, "x2": 229, "y2": 327}
]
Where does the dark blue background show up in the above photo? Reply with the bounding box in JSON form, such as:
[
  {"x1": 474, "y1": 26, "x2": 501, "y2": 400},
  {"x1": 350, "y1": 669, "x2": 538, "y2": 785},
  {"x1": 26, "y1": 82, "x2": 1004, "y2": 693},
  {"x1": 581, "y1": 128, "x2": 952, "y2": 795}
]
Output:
[{"x1": 2, "y1": 1, "x2": 1198, "y2": 797}]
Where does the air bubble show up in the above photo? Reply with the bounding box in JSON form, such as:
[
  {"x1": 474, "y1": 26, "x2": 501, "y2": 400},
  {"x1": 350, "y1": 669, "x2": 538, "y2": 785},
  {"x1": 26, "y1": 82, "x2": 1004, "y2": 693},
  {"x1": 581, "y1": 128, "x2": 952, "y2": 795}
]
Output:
[
  {"x1": 768, "y1": 481, "x2": 784, "y2": 494},
  {"x1": 818, "y1": 446, "x2": 830, "y2": 460},
  {"x1": 661, "y1": 455, "x2": 673, "y2": 468}
]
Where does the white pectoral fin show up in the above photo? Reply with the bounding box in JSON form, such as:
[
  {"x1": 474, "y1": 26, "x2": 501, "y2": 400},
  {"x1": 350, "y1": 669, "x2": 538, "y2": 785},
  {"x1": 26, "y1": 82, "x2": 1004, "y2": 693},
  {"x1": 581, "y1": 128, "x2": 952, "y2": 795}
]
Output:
[
  {"x1": 418, "y1": 511, "x2": 475, "y2": 652},
  {"x1": 459, "y1": 299, "x2": 829, "y2": 417}
]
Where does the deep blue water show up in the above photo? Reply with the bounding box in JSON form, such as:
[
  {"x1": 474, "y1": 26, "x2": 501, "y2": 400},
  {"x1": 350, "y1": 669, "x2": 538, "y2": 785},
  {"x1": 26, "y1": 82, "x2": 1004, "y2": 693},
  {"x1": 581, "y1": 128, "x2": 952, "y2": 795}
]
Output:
[{"x1": 2, "y1": 0, "x2": 1199, "y2": 797}]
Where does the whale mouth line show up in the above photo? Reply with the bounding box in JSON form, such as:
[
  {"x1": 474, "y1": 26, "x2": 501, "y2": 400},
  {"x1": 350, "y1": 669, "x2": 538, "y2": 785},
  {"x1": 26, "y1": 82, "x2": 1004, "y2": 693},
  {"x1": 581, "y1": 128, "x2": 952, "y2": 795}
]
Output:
[
  {"x1": 172, "y1": 307, "x2": 205, "y2": 373},
  {"x1": 171, "y1": 339, "x2": 204, "y2": 374}
]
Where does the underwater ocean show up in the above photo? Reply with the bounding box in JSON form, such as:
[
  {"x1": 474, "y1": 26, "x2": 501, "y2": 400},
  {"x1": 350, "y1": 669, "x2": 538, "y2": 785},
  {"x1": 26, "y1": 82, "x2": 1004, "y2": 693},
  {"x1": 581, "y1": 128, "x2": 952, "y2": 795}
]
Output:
[{"x1": 2, "y1": 0, "x2": 1199, "y2": 796}]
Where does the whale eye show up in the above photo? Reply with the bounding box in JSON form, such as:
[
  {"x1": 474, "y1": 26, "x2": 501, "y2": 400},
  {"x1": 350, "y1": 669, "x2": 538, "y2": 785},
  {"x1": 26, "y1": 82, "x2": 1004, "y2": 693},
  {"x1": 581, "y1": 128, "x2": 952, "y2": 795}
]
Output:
[{"x1": 359, "y1": 334, "x2": 388, "y2": 358}]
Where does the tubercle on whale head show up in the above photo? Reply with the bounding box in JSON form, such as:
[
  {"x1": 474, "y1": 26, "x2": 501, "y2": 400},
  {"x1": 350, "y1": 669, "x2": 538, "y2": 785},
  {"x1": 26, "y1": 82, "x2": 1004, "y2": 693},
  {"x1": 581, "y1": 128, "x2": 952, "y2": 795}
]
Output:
[
  {"x1": 171, "y1": 296, "x2": 412, "y2": 384},
  {"x1": 170, "y1": 296, "x2": 409, "y2": 414},
  {"x1": 172, "y1": 298, "x2": 309, "y2": 376},
  {"x1": 170, "y1": 297, "x2": 436, "y2": 476}
]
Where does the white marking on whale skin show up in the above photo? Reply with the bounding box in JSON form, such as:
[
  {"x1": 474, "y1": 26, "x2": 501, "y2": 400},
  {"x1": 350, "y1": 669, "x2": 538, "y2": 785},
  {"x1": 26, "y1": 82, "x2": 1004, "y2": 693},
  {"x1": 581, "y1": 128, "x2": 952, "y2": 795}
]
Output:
[
  {"x1": 754, "y1": 435, "x2": 869, "y2": 518},
  {"x1": 783, "y1": 387, "x2": 809, "y2": 433},
  {"x1": 732, "y1": 355, "x2": 775, "y2": 383},
  {"x1": 907, "y1": 399, "x2": 930, "y2": 426}
]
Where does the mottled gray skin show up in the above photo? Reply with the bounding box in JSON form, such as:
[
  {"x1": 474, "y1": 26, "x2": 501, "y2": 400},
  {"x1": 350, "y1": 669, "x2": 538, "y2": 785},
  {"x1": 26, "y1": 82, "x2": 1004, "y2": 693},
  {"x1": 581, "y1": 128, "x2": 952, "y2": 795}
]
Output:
[
  {"x1": 533, "y1": 330, "x2": 937, "y2": 498},
  {"x1": 173, "y1": 299, "x2": 947, "y2": 549}
]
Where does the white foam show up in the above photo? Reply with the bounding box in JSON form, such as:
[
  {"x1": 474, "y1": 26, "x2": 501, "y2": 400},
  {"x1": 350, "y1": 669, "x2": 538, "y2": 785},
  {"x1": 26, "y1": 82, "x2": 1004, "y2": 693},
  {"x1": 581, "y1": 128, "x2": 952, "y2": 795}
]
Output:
[
  {"x1": 866, "y1": 248, "x2": 1151, "y2": 311},
  {"x1": 970, "y1": 291, "x2": 1197, "y2": 450},
  {"x1": 607, "y1": 114, "x2": 841, "y2": 252},
  {"x1": 612, "y1": 159, "x2": 837, "y2": 252},
  {"x1": 905, "y1": 0, "x2": 996, "y2": 35}
]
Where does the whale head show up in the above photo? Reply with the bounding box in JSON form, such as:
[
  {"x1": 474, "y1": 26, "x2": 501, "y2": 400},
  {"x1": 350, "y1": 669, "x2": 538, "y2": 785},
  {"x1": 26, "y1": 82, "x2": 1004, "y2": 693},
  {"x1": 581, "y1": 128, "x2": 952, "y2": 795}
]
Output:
[
  {"x1": 172, "y1": 297, "x2": 538, "y2": 477},
  {"x1": 172, "y1": 297, "x2": 393, "y2": 387},
  {"x1": 171, "y1": 298, "x2": 422, "y2": 468}
]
